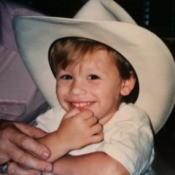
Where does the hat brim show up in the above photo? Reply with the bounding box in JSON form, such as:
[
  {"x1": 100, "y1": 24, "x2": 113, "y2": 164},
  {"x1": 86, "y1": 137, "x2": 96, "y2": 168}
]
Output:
[{"x1": 13, "y1": 16, "x2": 175, "y2": 133}]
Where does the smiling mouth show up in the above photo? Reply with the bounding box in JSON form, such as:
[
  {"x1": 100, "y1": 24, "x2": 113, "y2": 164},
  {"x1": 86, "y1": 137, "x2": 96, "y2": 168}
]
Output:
[{"x1": 70, "y1": 102, "x2": 93, "y2": 109}]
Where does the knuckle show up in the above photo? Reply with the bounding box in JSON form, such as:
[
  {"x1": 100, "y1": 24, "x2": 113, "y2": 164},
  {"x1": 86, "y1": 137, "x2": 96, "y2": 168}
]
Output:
[
  {"x1": 101, "y1": 133, "x2": 104, "y2": 140},
  {"x1": 91, "y1": 117, "x2": 98, "y2": 124},
  {"x1": 87, "y1": 110, "x2": 93, "y2": 115},
  {"x1": 83, "y1": 110, "x2": 93, "y2": 116},
  {"x1": 96, "y1": 134, "x2": 104, "y2": 142},
  {"x1": 18, "y1": 135, "x2": 29, "y2": 148},
  {"x1": 8, "y1": 162, "x2": 18, "y2": 175},
  {"x1": 17, "y1": 153, "x2": 27, "y2": 164},
  {"x1": 0, "y1": 127, "x2": 13, "y2": 139},
  {"x1": 73, "y1": 115, "x2": 82, "y2": 124},
  {"x1": 98, "y1": 123, "x2": 103, "y2": 130}
]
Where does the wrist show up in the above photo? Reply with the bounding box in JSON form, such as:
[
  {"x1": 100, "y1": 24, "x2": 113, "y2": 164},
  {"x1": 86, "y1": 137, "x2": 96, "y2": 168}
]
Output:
[{"x1": 54, "y1": 130, "x2": 73, "y2": 153}]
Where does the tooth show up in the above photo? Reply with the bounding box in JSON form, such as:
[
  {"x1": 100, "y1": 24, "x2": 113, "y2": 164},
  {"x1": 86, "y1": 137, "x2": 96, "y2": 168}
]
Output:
[{"x1": 72, "y1": 102, "x2": 90, "y2": 107}]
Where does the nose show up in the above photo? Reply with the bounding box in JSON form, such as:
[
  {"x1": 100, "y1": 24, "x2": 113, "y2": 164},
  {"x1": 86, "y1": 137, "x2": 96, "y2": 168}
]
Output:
[{"x1": 70, "y1": 79, "x2": 87, "y2": 95}]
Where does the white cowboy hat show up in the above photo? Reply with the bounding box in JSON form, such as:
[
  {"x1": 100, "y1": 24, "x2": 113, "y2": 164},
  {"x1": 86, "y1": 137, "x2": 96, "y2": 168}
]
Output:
[{"x1": 13, "y1": 0, "x2": 175, "y2": 133}]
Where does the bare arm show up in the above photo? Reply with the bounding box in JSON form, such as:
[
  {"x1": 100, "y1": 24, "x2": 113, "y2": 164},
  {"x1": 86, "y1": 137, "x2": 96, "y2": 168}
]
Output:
[
  {"x1": 38, "y1": 109, "x2": 103, "y2": 162},
  {"x1": 0, "y1": 120, "x2": 52, "y2": 174},
  {"x1": 52, "y1": 152, "x2": 130, "y2": 175}
]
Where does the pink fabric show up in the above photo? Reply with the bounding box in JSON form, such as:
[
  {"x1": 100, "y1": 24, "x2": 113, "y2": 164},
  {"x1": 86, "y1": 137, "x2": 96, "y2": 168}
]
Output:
[{"x1": 0, "y1": 0, "x2": 48, "y2": 122}]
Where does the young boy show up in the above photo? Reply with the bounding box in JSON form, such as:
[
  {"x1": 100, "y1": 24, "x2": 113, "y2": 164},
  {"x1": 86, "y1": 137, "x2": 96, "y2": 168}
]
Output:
[
  {"x1": 13, "y1": 0, "x2": 175, "y2": 175},
  {"x1": 36, "y1": 37, "x2": 154, "y2": 175}
]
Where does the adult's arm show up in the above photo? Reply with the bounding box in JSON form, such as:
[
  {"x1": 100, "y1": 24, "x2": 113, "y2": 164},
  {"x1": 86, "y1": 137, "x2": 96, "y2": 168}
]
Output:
[{"x1": 0, "y1": 120, "x2": 52, "y2": 174}]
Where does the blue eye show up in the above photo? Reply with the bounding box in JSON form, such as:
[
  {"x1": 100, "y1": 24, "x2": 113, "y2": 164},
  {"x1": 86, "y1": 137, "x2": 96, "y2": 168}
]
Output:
[
  {"x1": 89, "y1": 74, "x2": 100, "y2": 80},
  {"x1": 60, "y1": 75, "x2": 72, "y2": 80}
]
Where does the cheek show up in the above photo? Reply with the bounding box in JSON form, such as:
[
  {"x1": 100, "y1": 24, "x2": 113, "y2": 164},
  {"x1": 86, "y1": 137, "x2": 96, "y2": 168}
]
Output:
[
  {"x1": 56, "y1": 83, "x2": 65, "y2": 101},
  {"x1": 56, "y1": 86, "x2": 68, "y2": 109},
  {"x1": 106, "y1": 83, "x2": 122, "y2": 102},
  {"x1": 94, "y1": 86, "x2": 115, "y2": 103}
]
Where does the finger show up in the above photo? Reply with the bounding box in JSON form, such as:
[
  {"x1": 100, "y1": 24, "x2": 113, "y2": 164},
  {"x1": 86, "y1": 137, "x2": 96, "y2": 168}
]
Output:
[
  {"x1": 9, "y1": 128, "x2": 51, "y2": 160},
  {"x1": 14, "y1": 122, "x2": 47, "y2": 138},
  {"x1": 86, "y1": 116, "x2": 98, "y2": 127},
  {"x1": 7, "y1": 144, "x2": 52, "y2": 172},
  {"x1": 80, "y1": 110, "x2": 94, "y2": 120},
  {"x1": 91, "y1": 123, "x2": 103, "y2": 134},
  {"x1": 8, "y1": 161, "x2": 41, "y2": 175},
  {"x1": 91, "y1": 132, "x2": 104, "y2": 143},
  {"x1": 63, "y1": 108, "x2": 80, "y2": 119}
]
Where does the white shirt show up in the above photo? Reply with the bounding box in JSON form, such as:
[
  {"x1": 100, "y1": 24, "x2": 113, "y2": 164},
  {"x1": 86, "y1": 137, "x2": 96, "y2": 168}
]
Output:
[{"x1": 36, "y1": 103, "x2": 154, "y2": 175}]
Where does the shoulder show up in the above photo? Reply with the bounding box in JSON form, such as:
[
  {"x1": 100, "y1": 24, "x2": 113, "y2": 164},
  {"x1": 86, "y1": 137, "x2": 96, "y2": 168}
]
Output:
[
  {"x1": 104, "y1": 102, "x2": 153, "y2": 133},
  {"x1": 117, "y1": 103, "x2": 151, "y2": 124},
  {"x1": 103, "y1": 103, "x2": 154, "y2": 175}
]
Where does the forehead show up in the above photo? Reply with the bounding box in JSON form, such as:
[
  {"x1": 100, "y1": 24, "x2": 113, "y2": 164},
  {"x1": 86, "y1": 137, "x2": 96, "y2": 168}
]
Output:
[
  {"x1": 68, "y1": 47, "x2": 117, "y2": 67},
  {"x1": 63, "y1": 49, "x2": 118, "y2": 75}
]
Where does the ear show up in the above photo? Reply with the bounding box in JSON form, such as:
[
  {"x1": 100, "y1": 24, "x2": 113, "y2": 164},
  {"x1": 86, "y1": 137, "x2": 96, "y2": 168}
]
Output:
[{"x1": 120, "y1": 74, "x2": 136, "y2": 96}]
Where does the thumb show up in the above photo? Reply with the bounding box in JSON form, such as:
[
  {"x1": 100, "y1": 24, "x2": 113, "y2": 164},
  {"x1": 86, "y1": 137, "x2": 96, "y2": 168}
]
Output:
[{"x1": 63, "y1": 108, "x2": 80, "y2": 119}]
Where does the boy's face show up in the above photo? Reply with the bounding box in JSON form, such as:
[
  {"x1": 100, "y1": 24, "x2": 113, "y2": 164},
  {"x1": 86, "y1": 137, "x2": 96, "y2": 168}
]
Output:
[{"x1": 56, "y1": 50, "x2": 125, "y2": 125}]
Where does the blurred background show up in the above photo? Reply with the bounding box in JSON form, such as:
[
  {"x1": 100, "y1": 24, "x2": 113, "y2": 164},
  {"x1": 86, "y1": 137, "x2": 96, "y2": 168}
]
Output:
[{"x1": 1, "y1": 0, "x2": 175, "y2": 174}]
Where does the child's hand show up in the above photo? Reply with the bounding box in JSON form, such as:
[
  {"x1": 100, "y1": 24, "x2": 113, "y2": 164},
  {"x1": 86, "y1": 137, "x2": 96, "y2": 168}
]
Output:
[{"x1": 56, "y1": 108, "x2": 104, "y2": 151}]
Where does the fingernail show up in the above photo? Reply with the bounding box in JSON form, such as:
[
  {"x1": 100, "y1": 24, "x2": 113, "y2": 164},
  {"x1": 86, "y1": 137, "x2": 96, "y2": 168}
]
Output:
[
  {"x1": 42, "y1": 151, "x2": 50, "y2": 159},
  {"x1": 45, "y1": 164, "x2": 52, "y2": 172}
]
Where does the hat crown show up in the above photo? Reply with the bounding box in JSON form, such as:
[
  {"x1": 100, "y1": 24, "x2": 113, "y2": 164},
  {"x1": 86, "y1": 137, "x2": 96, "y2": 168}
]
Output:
[{"x1": 74, "y1": 0, "x2": 136, "y2": 24}]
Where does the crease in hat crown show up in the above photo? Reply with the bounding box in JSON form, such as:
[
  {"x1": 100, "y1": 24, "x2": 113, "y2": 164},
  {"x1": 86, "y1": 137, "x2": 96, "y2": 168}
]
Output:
[{"x1": 74, "y1": 0, "x2": 136, "y2": 23}]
